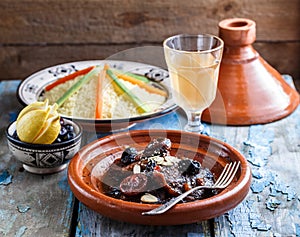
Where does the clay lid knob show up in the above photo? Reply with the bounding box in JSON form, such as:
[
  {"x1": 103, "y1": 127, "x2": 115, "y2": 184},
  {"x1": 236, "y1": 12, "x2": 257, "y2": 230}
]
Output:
[{"x1": 219, "y1": 18, "x2": 256, "y2": 46}]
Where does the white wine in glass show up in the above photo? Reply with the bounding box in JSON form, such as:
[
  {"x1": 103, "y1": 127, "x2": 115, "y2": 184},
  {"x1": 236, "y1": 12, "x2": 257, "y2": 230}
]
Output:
[{"x1": 164, "y1": 34, "x2": 224, "y2": 133}]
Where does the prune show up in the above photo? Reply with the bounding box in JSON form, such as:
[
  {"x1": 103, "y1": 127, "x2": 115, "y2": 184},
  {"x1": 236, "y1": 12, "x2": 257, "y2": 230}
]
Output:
[
  {"x1": 120, "y1": 147, "x2": 138, "y2": 165},
  {"x1": 178, "y1": 159, "x2": 201, "y2": 176}
]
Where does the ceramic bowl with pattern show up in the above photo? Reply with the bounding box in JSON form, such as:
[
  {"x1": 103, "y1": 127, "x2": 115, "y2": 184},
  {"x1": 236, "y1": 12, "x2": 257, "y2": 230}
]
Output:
[{"x1": 6, "y1": 120, "x2": 82, "y2": 174}]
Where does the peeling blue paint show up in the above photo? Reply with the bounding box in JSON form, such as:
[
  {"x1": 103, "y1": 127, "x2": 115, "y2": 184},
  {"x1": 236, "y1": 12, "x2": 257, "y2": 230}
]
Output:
[
  {"x1": 243, "y1": 141, "x2": 271, "y2": 167},
  {"x1": 58, "y1": 173, "x2": 70, "y2": 192},
  {"x1": 0, "y1": 170, "x2": 12, "y2": 185},
  {"x1": 75, "y1": 204, "x2": 91, "y2": 237},
  {"x1": 9, "y1": 112, "x2": 18, "y2": 123},
  {"x1": 269, "y1": 179, "x2": 297, "y2": 201},
  {"x1": 250, "y1": 170, "x2": 275, "y2": 193},
  {"x1": 58, "y1": 173, "x2": 75, "y2": 228},
  {"x1": 202, "y1": 123, "x2": 211, "y2": 136},
  {"x1": 241, "y1": 120, "x2": 299, "y2": 235},
  {"x1": 14, "y1": 226, "x2": 27, "y2": 237},
  {"x1": 187, "y1": 233, "x2": 204, "y2": 237},
  {"x1": 251, "y1": 170, "x2": 263, "y2": 179},
  {"x1": 246, "y1": 125, "x2": 275, "y2": 146},
  {"x1": 269, "y1": 186, "x2": 279, "y2": 197},
  {"x1": 250, "y1": 179, "x2": 269, "y2": 193},
  {"x1": 226, "y1": 123, "x2": 277, "y2": 235},
  {"x1": 295, "y1": 223, "x2": 300, "y2": 236},
  {"x1": 265, "y1": 197, "x2": 281, "y2": 211},
  {"x1": 249, "y1": 212, "x2": 272, "y2": 231},
  {"x1": 256, "y1": 195, "x2": 262, "y2": 202},
  {"x1": 133, "y1": 110, "x2": 183, "y2": 131},
  {"x1": 17, "y1": 205, "x2": 30, "y2": 213}
]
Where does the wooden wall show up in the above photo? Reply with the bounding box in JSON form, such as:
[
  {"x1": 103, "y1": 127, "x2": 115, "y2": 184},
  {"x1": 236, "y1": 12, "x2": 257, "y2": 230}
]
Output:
[{"x1": 0, "y1": 0, "x2": 299, "y2": 89}]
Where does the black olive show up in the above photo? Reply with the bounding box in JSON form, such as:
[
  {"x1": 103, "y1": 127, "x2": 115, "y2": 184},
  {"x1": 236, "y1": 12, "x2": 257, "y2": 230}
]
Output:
[
  {"x1": 55, "y1": 137, "x2": 62, "y2": 143},
  {"x1": 120, "y1": 147, "x2": 138, "y2": 165},
  {"x1": 59, "y1": 118, "x2": 65, "y2": 125},
  {"x1": 178, "y1": 159, "x2": 201, "y2": 176},
  {"x1": 145, "y1": 159, "x2": 157, "y2": 172},
  {"x1": 106, "y1": 187, "x2": 122, "y2": 199},
  {"x1": 59, "y1": 126, "x2": 68, "y2": 136},
  {"x1": 188, "y1": 160, "x2": 201, "y2": 175},
  {"x1": 12, "y1": 131, "x2": 19, "y2": 139},
  {"x1": 66, "y1": 132, "x2": 75, "y2": 140},
  {"x1": 65, "y1": 124, "x2": 74, "y2": 132},
  {"x1": 55, "y1": 119, "x2": 76, "y2": 143}
]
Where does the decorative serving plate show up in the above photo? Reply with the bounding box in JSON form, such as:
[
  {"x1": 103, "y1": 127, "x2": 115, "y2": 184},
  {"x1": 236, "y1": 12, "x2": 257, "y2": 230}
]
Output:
[
  {"x1": 17, "y1": 60, "x2": 177, "y2": 132},
  {"x1": 68, "y1": 130, "x2": 252, "y2": 225}
]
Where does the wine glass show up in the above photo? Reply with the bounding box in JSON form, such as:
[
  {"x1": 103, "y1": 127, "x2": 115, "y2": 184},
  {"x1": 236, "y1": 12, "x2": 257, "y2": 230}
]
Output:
[{"x1": 163, "y1": 34, "x2": 224, "y2": 133}]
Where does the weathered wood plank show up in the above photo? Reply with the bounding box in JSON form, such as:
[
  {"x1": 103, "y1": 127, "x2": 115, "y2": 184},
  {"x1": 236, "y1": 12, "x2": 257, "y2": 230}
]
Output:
[
  {"x1": 0, "y1": 0, "x2": 299, "y2": 44},
  {"x1": 76, "y1": 204, "x2": 212, "y2": 237},
  {"x1": 0, "y1": 44, "x2": 162, "y2": 80},
  {"x1": 0, "y1": 0, "x2": 299, "y2": 82},
  {"x1": 0, "y1": 81, "x2": 75, "y2": 237},
  {"x1": 1, "y1": 42, "x2": 299, "y2": 85},
  {"x1": 213, "y1": 77, "x2": 300, "y2": 236}
]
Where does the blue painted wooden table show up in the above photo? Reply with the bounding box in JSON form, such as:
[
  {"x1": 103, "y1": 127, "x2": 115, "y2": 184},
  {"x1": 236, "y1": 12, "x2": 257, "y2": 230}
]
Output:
[{"x1": 1, "y1": 77, "x2": 300, "y2": 237}]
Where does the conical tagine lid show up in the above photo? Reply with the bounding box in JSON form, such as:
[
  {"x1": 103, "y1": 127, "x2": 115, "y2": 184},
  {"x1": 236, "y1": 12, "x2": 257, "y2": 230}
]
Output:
[{"x1": 202, "y1": 18, "x2": 299, "y2": 125}]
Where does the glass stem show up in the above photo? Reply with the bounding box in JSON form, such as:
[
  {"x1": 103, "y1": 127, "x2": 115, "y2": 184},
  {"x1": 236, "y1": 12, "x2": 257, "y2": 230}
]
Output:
[{"x1": 185, "y1": 111, "x2": 204, "y2": 133}]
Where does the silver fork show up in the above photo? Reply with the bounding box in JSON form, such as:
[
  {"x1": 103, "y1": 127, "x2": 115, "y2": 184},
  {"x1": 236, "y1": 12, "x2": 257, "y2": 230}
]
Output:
[{"x1": 142, "y1": 161, "x2": 240, "y2": 215}]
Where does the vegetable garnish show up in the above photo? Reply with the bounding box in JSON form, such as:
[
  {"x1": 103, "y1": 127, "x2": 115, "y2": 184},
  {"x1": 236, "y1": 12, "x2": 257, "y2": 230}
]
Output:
[
  {"x1": 112, "y1": 69, "x2": 150, "y2": 83},
  {"x1": 111, "y1": 68, "x2": 168, "y2": 97},
  {"x1": 56, "y1": 66, "x2": 99, "y2": 107},
  {"x1": 95, "y1": 67, "x2": 106, "y2": 119},
  {"x1": 45, "y1": 66, "x2": 95, "y2": 91},
  {"x1": 106, "y1": 67, "x2": 151, "y2": 114}
]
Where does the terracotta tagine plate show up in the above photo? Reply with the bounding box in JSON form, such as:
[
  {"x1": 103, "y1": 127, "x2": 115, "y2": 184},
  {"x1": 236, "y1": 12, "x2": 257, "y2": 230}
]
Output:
[
  {"x1": 202, "y1": 18, "x2": 300, "y2": 125},
  {"x1": 68, "y1": 130, "x2": 251, "y2": 225}
]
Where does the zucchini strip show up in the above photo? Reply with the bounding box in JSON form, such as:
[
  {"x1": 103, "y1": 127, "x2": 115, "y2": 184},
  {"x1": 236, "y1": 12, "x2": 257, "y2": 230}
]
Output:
[
  {"x1": 56, "y1": 66, "x2": 99, "y2": 107},
  {"x1": 106, "y1": 68, "x2": 151, "y2": 114}
]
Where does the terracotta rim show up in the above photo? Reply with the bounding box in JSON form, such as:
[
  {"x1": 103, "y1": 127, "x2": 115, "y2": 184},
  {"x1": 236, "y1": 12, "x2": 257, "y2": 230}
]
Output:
[{"x1": 68, "y1": 130, "x2": 251, "y2": 225}]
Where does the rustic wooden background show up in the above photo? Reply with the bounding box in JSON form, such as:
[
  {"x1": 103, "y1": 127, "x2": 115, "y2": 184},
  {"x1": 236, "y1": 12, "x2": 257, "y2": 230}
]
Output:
[{"x1": 0, "y1": 0, "x2": 299, "y2": 90}]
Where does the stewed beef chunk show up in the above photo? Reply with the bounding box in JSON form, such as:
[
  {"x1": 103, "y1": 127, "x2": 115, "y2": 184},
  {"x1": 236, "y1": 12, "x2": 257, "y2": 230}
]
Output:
[{"x1": 142, "y1": 137, "x2": 171, "y2": 158}]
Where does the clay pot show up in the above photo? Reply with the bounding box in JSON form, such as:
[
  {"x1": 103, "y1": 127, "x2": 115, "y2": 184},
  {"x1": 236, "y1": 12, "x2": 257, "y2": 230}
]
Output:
[
  {"x1": 68, "y1": 130, "x2": 251, "y2": 225},
  {"x1": 202, "y1": 18, "x2": 300, "y2": 125}
]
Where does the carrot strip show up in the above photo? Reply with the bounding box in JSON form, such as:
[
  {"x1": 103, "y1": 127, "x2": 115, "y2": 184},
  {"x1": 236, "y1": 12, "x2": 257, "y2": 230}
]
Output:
[
  {"x1": 56, "y1": 67, "x2": 99, "y2": 107},
  {"x1": 112, "y1": 69, "x2": 150, "y2": 83},
  {"x1": 95, "y1": 67, "x2": 106, "y2": 119},
  {"x1": 106, "y1": 67, "x2": 151, "y2": 113},
  {"x1": 110, "y1": 68, "x2": 167, "y2": 97},
  {"x1": 45, "y1": 66, "x2": 95, "y2": 91}
]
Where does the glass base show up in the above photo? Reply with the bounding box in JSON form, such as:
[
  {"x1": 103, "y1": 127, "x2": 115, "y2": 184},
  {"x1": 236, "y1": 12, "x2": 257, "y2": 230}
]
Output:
[{"x1": 184, "y1": 123, "x2": 210, "y2": 135}]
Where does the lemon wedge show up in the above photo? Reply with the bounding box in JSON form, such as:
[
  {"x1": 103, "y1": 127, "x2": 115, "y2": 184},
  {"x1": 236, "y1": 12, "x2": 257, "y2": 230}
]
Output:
[{"x1": 16, "y1": 100, "x2": 61, "y2": 144}]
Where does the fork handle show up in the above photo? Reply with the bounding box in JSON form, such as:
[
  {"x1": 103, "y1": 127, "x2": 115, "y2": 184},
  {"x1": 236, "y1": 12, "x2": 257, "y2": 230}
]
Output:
[{"x1": 142, "y1": 185, "x2": 210, "y2": 215}]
